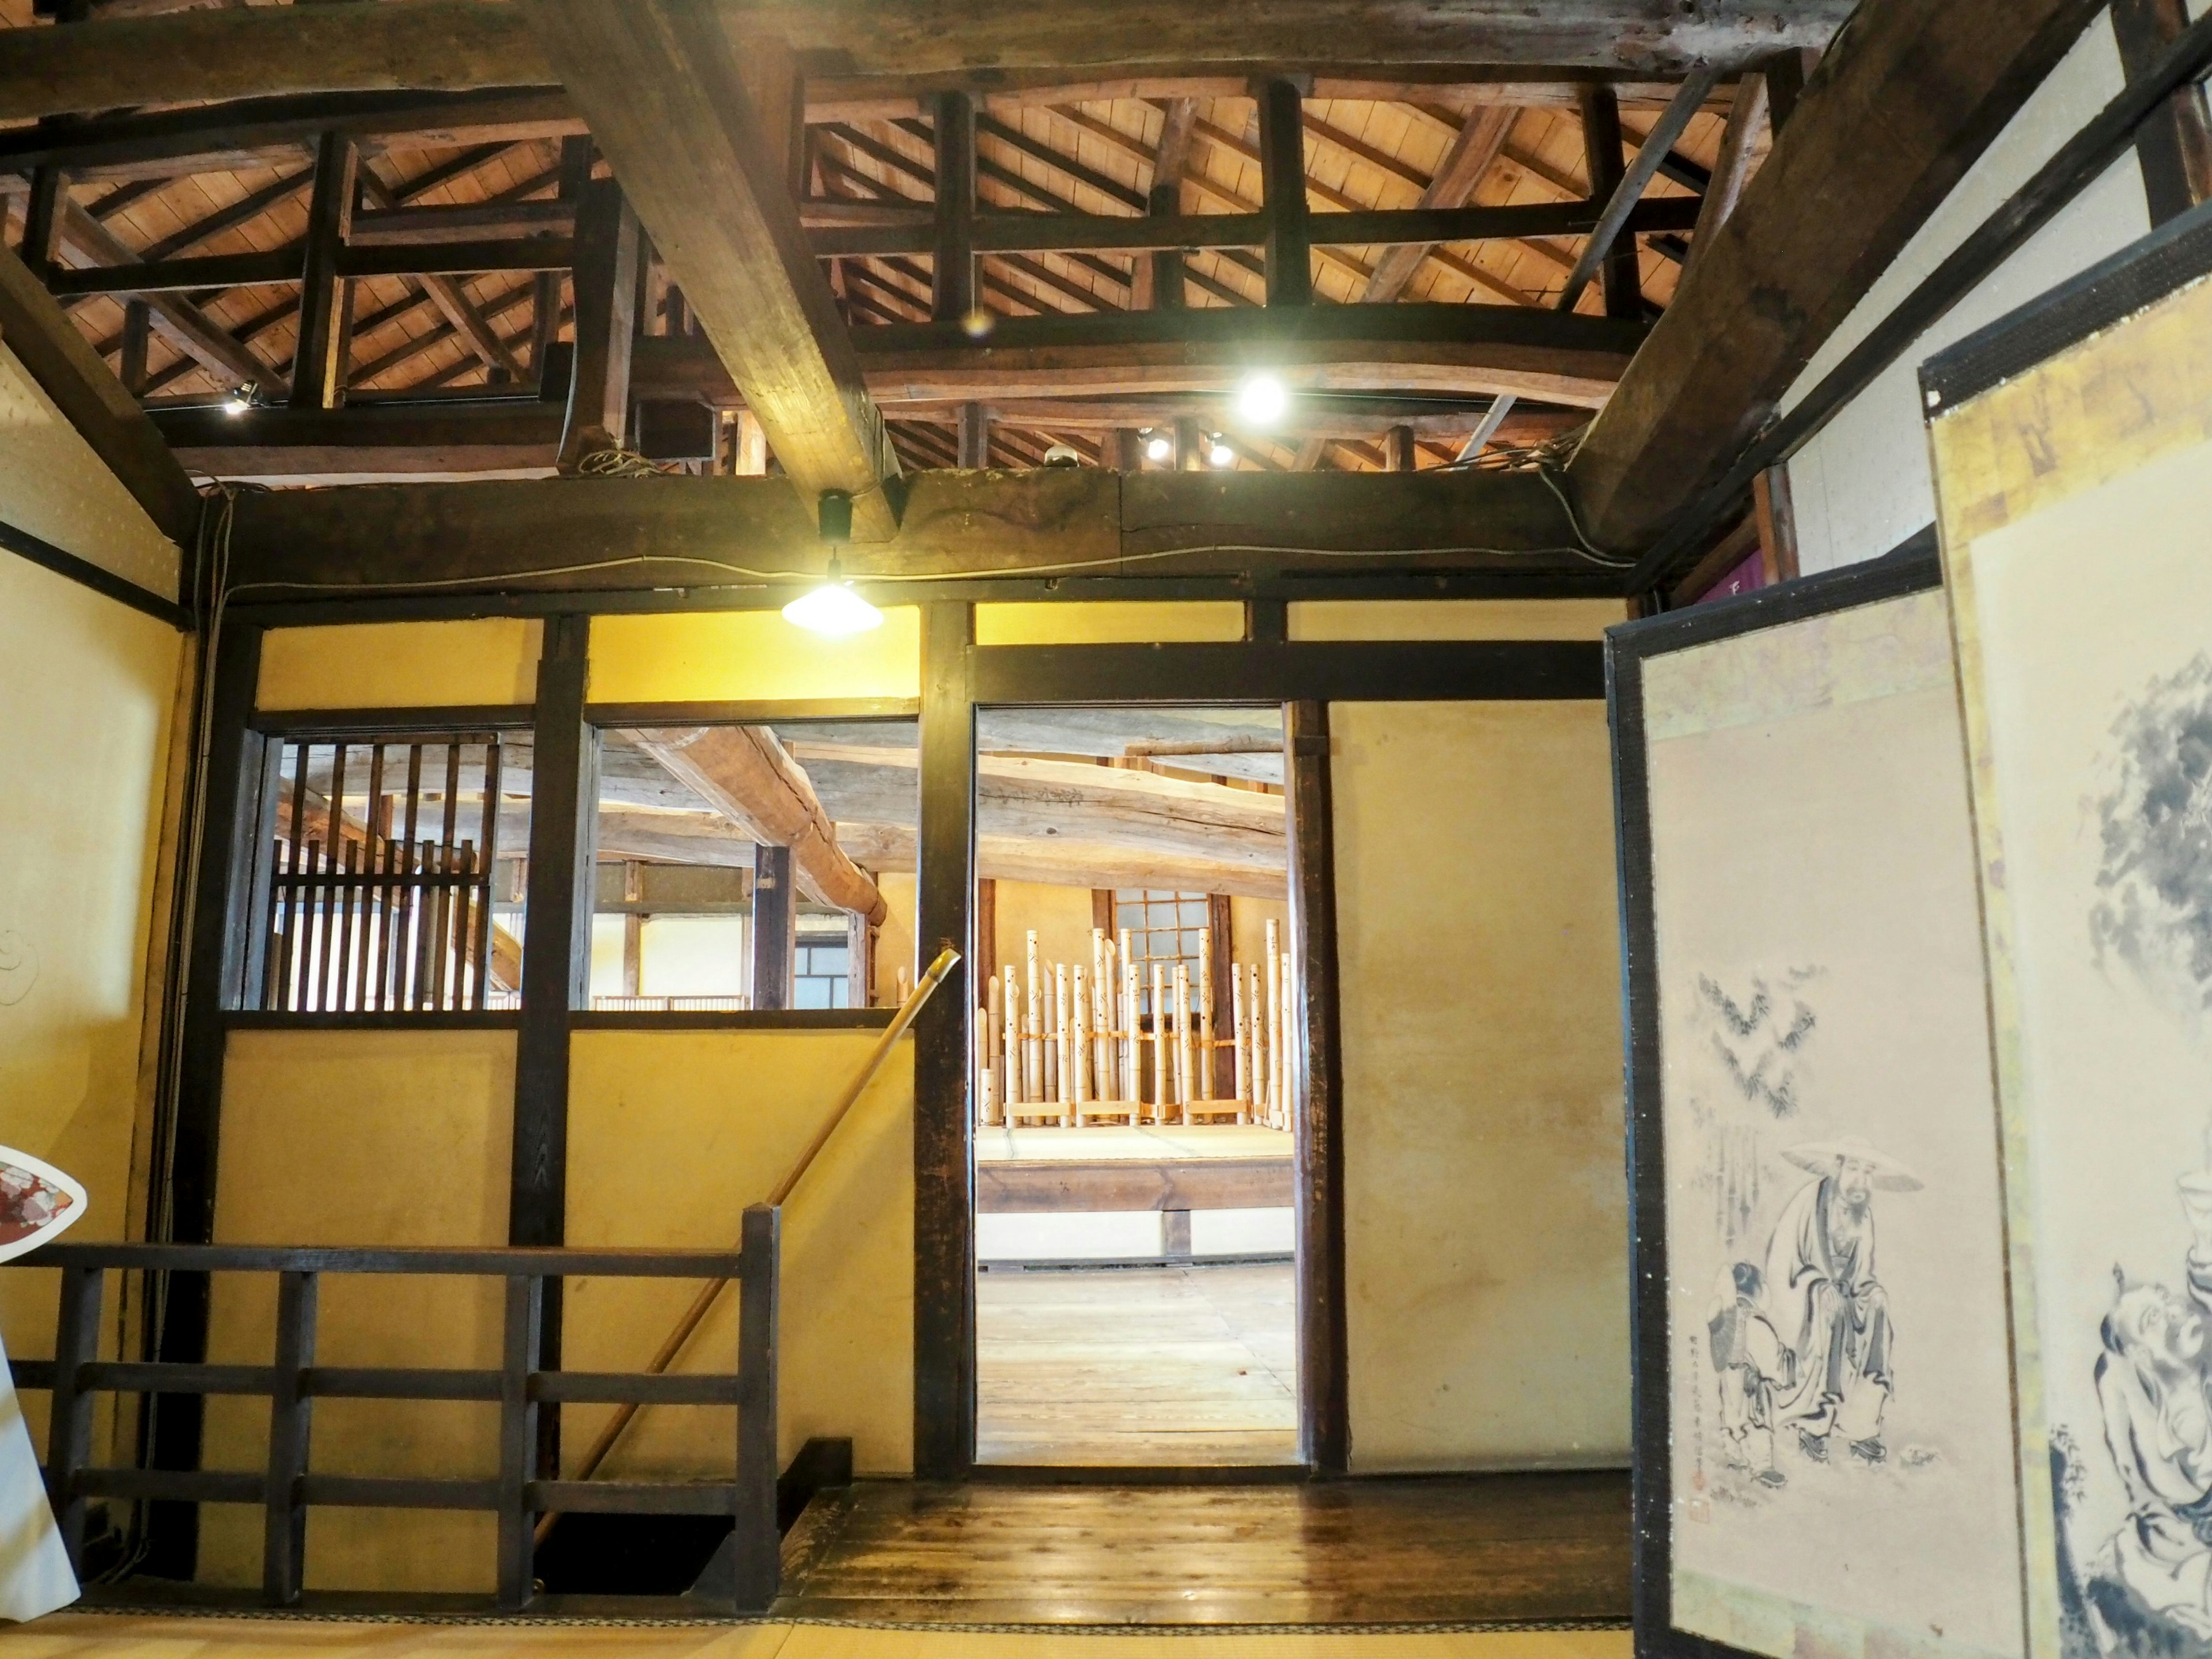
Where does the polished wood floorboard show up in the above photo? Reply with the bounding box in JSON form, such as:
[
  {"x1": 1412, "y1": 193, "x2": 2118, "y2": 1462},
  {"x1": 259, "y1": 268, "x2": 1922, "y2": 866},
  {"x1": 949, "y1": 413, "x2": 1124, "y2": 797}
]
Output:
[
  {"x1": 977, "y1": 1263, "x2": 1296, "y2": 1466},
  {"x1": 774, "y1": 1474, "x2": 1633, "y2": 1626},
  {"x1": 975, "y1": 1124, "x2": 1297, "y2": 1161}
]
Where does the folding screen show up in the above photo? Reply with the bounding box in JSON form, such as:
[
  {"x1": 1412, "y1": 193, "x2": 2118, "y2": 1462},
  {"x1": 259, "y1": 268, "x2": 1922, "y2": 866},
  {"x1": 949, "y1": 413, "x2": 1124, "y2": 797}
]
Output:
[
  {"x1": 1612, "y1": 549, "x2": 2027, "y2": 1659},
  {"x1": 1930, "y1": 205, "x2": 2212, "y2": 1659}
]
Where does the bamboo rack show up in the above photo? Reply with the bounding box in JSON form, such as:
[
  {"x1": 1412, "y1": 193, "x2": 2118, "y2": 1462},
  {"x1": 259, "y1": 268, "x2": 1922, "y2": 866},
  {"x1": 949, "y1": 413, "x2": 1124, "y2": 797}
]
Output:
[{"x1": 973, "y1": 924, "x2": 1296, "y2": 1130}]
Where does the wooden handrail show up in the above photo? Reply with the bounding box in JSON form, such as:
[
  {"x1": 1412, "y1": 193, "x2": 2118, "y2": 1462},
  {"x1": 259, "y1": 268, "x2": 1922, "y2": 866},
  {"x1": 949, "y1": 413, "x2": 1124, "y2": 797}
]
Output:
[{"x1": 536, "y1": 946, "x2": 959, "y2": 1543}]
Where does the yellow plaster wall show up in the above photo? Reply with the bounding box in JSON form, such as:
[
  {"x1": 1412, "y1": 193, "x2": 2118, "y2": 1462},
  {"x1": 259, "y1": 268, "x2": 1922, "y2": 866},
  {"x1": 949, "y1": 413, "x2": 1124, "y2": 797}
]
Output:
[
  {"x1": 1288, "y1": 600, "x2": 1627, "y2": 641},
  {"x1": 991, "y1": 881, "x2": 1101, "y2": 981},
  {"x1": 1230, "y1": 895, "x2": 1290, "y2": 975},
  {"x1": 0, "y1": 340, "x2": 180, "y2": 600},
  {"x1": 975, "y1": 601, "x2": 1245, "y2": 646},
  {"x1": 256, "y1": 620, "x2": 543, "y2": 711},
  {"x1": 565, "y1": 1031, "x2": 915, "y2": 1475},
  {"x1": 0, "y1": 556, "x2": 183, "y2": 1453},
  {"x1": 589, "y1": 609, "x2": 921, "y2": 704},
  {"x1": 1330, "y1": 700, "x2": 1627, "y2": 1471},
  {"x1": 870, "y1": 871, "x2": 918, "y2": 1005},
  {"x1": 203, "y1": 1030, "x2": 517, "y2": 1592}
]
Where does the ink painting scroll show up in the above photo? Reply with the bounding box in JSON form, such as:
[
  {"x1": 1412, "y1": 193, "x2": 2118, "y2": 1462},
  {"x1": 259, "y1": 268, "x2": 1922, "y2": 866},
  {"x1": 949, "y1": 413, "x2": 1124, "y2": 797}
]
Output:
[
  {"x1": 1615, "y1": 569, "x2": 2026, "y2": 1659},
  {"x1": 1933, "y1": 244, "x2": 2212, "y2": 1659}
]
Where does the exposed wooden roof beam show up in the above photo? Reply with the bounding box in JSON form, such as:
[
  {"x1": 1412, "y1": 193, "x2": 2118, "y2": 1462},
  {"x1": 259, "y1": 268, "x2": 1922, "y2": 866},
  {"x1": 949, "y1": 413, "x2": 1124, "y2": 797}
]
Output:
[
  {"x1": 1361, "y1": 107, "x2": 1517, "y2": 301},
  {"x1": 57, "y1": 198, "x2": 276, "y2": 392},
  {"x1": 1566, "y1": 0, "x2": 2108, "y2": 552},
  {"x1": 522, "y1": 3, "x2": 902, "y2": 537},
  {"x1": 0, "y1": 236, "x2": 200, "y2": 541},
  {"x1": 359, "y1": 165, "x2": 522, "y2": 380},
  {"x1": 0, "y1": 2, "x2": 1858, "y2": 124}
]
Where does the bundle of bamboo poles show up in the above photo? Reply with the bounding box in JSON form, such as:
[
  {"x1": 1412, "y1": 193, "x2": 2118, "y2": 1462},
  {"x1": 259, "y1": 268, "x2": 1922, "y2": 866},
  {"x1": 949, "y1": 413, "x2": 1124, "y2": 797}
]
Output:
[{"x1": 974, "y1": 920, "x2": 1294, "y2": 1131}]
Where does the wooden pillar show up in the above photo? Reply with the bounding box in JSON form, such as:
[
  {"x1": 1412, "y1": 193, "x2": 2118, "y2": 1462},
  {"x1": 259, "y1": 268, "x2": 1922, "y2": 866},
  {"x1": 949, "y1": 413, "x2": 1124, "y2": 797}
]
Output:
[
  {"x1": 1752, "y1": 464, "x2": 1800, "y2": 585},
  {"x1": 290, "y1": 131, "x2": 357, "y2": 411},
  {"x1": 751, "y1": 843, "x2": 794, "y2": 1009},
  {"x1": 559, "y1": 176, "x2": 641, "y2": 471},
  {"x1": 512, "y1": 615, "x2": 597, "y2": 1495},
  {"x1": 1576, "y1": 85, "x2": 1641, "y2": 318},
  {"x1": 1286, "y1": 700, "x2": 1349, "y2": 1474},
  {"x1": 1174, "y1": 415, "x2": 1203, "y2": 471},
  {"x1": 119, "y1": 300, "x2": 151, "y2": 399},
  {"x1": 931, "y1": 90, "x2": 978, "y2": 323},
  {"x1": 956, "y1": 400, "x2": 990, "y2": 468},
  {"x1": 1385, "y1": 425, "x2": 1417, "y2": 472},
  {"x1": 914, "y1": 601, "x2": 975, "y2": 1477},
  {"x1": 1144, "y1": 97, "x2": 1198, "y2": 311},
  {"x1": 18, "y1": 168, "x2": 63, "y2": 284},
  {"x1": 149, "y1": 615, "x2": 267, "y2": 1578},
  {"x1": 2114, "y1": 0, "x2": 2212, "y2": 223},
  {"x1": 1257, "y1": 78, "x2": 1312, "y2": 308},
  {"x1": 533, "y1": 135, "x2": 595, "y2": 384},
  {"x1": 1207, "y1": 895, "x2": 1233, "y2": 1099},
  {"x1": 1760, "y1": 48, "x2": 1809, "y2": 136}
]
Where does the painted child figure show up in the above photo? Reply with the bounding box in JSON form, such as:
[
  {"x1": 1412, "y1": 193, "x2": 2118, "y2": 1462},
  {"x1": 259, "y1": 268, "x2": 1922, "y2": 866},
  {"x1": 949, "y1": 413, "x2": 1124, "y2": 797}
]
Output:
[{"x1": 1710, "y1": 1262, "x2": 1793, "y2": 1488}]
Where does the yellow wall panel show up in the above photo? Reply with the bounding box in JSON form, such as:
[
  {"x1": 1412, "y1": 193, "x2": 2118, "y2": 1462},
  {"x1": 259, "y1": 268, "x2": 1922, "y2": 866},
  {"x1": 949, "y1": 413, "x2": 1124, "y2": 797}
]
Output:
[
  {"x1": 0, "y1": 341, "x2": 180, "y2": 600},
  {"x1": 0, "y1": 557, "x2": 183, "y2": 1456},
  {"x1": 975, "y1": 601, "x2": 1245, "y2": 646},
  {"x1": 565, "y1": 1031, "x2": 915, "y2": 1476},
  {"x1": 1288, "y1": 599, "x2": 1627, "y2": 641},
  {"x1": 590, "y1": 608, "x2": 921, "y2": 704},
  {"x1": 1331, "y1": 700, "x2": 1627, "y2": 1471},
  {"x1": 256, "y1": 619, "x2": 543, "y2": 711},
  {"x1": 204, "y1": 1030, "x2": 517, "y2": 1592}
]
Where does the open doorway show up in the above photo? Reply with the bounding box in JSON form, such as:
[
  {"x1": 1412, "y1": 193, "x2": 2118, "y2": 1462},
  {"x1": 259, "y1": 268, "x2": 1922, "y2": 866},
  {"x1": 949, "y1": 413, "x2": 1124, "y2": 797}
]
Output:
[{"x1": 970, "y1": 707, "x2": 1297, "y2": 1467}]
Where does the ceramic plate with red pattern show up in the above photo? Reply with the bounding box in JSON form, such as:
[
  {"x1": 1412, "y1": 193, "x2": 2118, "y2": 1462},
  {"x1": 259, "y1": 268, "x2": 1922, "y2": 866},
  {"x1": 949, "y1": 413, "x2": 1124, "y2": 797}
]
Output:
[{"x1": 0, "y1": 1148, "x2": 85, "y2": 1265}]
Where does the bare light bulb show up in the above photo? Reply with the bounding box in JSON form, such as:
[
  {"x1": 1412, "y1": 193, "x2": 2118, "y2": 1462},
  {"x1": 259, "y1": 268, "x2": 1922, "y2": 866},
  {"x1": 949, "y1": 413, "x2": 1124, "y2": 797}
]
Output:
[
  {"x1": 1207, "y1": 438, "x2": 1236, "y2": 468},
  {"x1": 1143, "y1": 431, "x2": 1173, "y2": 463},
  {"x1": 782, "y1": 553, "x2": 884, "y2": 637},
  {"x1": 1233, "y1": 372, "x2": 1289, "y2": 427}
]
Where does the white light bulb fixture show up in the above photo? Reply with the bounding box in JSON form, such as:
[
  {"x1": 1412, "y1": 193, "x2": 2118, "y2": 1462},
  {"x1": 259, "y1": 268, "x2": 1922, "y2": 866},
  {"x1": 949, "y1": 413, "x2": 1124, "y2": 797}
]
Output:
[
  {"x1": 1233, "y1": 371, "x2": 1289, "y2": 427},
  {"x1": 783, "y1": 491, "x2": 885, "y2": 637},
  {"x1": 1142, "y1": 430, "x2": 1173, "y2": 463},
  {"x1": 223, "y1": 382, "x2": 256, "y2": 417},
  {"x1": 1207, "y1": 437, "x2": 1236, "y2": 468}
]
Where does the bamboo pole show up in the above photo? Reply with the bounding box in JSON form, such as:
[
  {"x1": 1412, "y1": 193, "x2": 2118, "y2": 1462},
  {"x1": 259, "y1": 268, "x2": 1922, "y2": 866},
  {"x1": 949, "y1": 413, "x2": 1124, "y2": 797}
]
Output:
[
  {"x1": 1150, "y1": 961, "x2": 1168, "y2": 1124},
  {"x1": 1054, "y1": 962, "x2": 1072, "y2": 1123},
  {"x1": 1003, "y1": 965, "x2": 1019, "y2": 1108},
  {"x1": 1264, "y1": 920, "x2": 1282, "y2": 1128},
  {"x1": 1280, "y1": 947, "x2": 1294, "y2": 1128},
  {"x1": 1198, "y1": 926, "x2": 1215, "y2": 1104},
  {"x1": 1180, "y1": 962, "x2": 1200, "y2": 1119},
  {"x1": 1071, "y1": 964, "x2": 1090, "y2": 1124},
  {"x1": 1023, "y1": 930, "x2": 1041, "y2": 1104},
  {"x1": 1090, "y1": 928, "x2": 1110, "y2": 1109},
  {"x1": 536, "y1": 946, "x2": 959, "y2": 1545},
  {"x1": 1249, "y1": 962, "x2": 1265, "y2": 1127},
  {"x1": 1232, "y1": 970, "x2": 1249, "y2": 1122},
  {"x1": 983, "y1": 970, "x2": 1005, "y2": 1127},
  {"x1": 1117, "y1": 928, "x2": 1135, "y2": 1104}
]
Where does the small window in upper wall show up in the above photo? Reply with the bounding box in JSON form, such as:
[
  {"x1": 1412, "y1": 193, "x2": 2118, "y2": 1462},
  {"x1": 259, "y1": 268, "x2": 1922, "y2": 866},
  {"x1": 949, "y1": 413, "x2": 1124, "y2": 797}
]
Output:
[
  {"x1": 253, "y1": 734, "x2": 531, "y2": 1013},
  {"x1": 592, "y1": 719, "x2": 918, "y2": 1012},
  {"x1": 1115, "y1": 889, "x2": 1212, "y2": 1014}
]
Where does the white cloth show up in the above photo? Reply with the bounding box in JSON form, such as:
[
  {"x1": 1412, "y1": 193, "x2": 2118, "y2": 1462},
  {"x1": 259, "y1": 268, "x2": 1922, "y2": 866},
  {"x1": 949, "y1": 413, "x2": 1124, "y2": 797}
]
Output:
[{"x1": 0, "y1": 1324, "x2": 77, "y2": 1622}]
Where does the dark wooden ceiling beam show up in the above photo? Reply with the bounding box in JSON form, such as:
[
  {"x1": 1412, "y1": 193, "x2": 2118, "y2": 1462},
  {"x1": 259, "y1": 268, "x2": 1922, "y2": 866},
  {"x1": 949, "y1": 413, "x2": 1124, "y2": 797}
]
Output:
[
  {"x1": 0, "y1": 2, "x2": 1857, "y2": 124},
  {"x1": 1565, "y1": 0, "x2": 2109, "y2": 552},
  {"x1": 56, "y1": 199, "x2": 276, "y2": 391},
  {"x1": 525, "y1": 3, "x2": 901, "y2": 536},
  {"x1": 0, "y1": 236, "x2": 201, "y2": 541}
]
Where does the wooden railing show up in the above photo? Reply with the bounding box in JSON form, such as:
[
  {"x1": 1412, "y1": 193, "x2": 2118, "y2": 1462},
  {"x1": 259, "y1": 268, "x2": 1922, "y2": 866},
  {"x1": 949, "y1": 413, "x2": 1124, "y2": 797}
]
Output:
[{"x1": 1, "y1": 1220, "x2": 780, "y2": 1614}]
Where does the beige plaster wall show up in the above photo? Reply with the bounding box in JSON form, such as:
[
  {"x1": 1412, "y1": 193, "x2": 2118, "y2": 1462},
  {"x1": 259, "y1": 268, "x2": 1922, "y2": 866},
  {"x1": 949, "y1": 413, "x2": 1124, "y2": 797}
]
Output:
[{"x1": 1331, "y1": 700, "x2": 1628, "y2": 1471}]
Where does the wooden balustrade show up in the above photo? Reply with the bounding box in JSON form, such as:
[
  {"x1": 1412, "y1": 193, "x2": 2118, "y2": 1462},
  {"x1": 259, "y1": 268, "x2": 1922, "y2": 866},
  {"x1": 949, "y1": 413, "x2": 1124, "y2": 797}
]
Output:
[
  {"x1": 975, "y1": 925, "x2": 1296, "y2": 1131},
  {"x1": 1, "y1": 1232, "x2": 780, "y2": 1615}
]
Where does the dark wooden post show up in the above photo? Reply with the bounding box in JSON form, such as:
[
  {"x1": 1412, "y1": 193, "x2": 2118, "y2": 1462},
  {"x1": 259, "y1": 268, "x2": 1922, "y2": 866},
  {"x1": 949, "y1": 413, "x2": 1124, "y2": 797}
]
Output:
[
  {"x1": 956, "y1": 401, "x2": 990, "y2": 468},
  {"x1": 44, "y1": 1264, "x2": 103, "y2": 1573},
  {"x1": 1385, "y1": 425, "x2": 1416, "y2": 472},
  {"x1": 1760, "y1": 49, "x2": 1809, "y2": 136},
  {"x1": 1112, "y1": 429, "x2": 1143, "y2": 472},
  {"x1": 751, "y1": 843, "x2": 795, "y2": 1010},
  {"x1": 912, "y1": 601, "x2": 975, "y2": 1478},
  {"x1": 513, "y1": 616, "x2": 596, "y2": 1488},
  {"x1": 290, "y1": 131, "x2": 357, "y2": 411},
  {"x1": 152, "y1": 616, "x2": 268, "y2": 1580},
  {"x1": 262, "y1": 1268, "x2": 319, "y2": 1606},
  {"x1": 1257, "y1": 78, "x2": 1312, "y2": 308},
  {"x1": 931, "y1": 90, "x2": 977, "y2": 323},
  {"x1": 559, "y1": 177, "x2": 641, "y2": 469},
  {"x1": 495, "y1": 1272, "x2": 543, "y2": 1611},
  {"x1": 119, "y1": 300, "x2": 151, "y2": 398},
  {"x1": 1174, "y1": 415, "x2": 1202, "y2": 471},
  {"x1": 1577, "y1": 85, "x2": 1641, "y2": 318},
  {"x1": 733, "y1": 1205, "x2": 781, "y2": 1612},
  {"x1": 2113, "y1": 0, "x2": 2212, "y2": 223},
  {"x1": 1286, "y1": 700, "x2": 1349, "y2": 1474},
  {"x1": 19, "y1": 168, "x2": 63, "y2": 285},
  {"x1": 533, "y1": 137, "x2": 596, "y2": 388},
  {"x1": 1146, "y1": 99, "x2": 1198, "y2": 310}
]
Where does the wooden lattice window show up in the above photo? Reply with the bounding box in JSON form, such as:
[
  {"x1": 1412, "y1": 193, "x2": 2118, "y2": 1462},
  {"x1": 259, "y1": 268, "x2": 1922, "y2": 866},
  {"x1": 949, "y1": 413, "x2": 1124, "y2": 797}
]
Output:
[{"x1": 257, "y1": 735, "x2": 522, "y2": 1013}]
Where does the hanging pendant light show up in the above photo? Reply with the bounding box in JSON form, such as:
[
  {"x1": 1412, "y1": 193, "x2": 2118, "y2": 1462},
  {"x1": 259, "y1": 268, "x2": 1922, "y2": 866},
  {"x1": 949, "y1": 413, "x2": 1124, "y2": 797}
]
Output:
[{"x1": 783, "y1": 490, "x2": 884, "y2": 636}]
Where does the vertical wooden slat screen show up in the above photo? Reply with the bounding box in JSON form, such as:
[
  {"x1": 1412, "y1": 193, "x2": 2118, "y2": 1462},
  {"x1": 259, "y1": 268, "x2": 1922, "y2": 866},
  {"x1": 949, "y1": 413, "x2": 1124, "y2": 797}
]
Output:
[{"x1": 261, "y1": 734, "x2": 515, "y2": 1013}]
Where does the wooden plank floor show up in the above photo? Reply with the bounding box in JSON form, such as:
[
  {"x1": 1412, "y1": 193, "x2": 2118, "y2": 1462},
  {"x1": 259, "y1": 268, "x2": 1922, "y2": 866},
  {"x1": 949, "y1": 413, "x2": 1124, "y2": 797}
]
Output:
[
  {"x1": 774, "y1": 1475, "x2": 1633, "y2": 1626},
  {"x1": 978, "y1": 1263, "x2": 1296, "y2": 1466}
]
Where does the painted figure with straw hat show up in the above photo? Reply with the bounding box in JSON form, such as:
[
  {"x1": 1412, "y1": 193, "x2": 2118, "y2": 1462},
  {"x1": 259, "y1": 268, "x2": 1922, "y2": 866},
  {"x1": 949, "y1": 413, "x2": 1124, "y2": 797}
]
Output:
[{"x1": 1756, "y1": 1136, "x2": 1923, "y2": 1467}]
